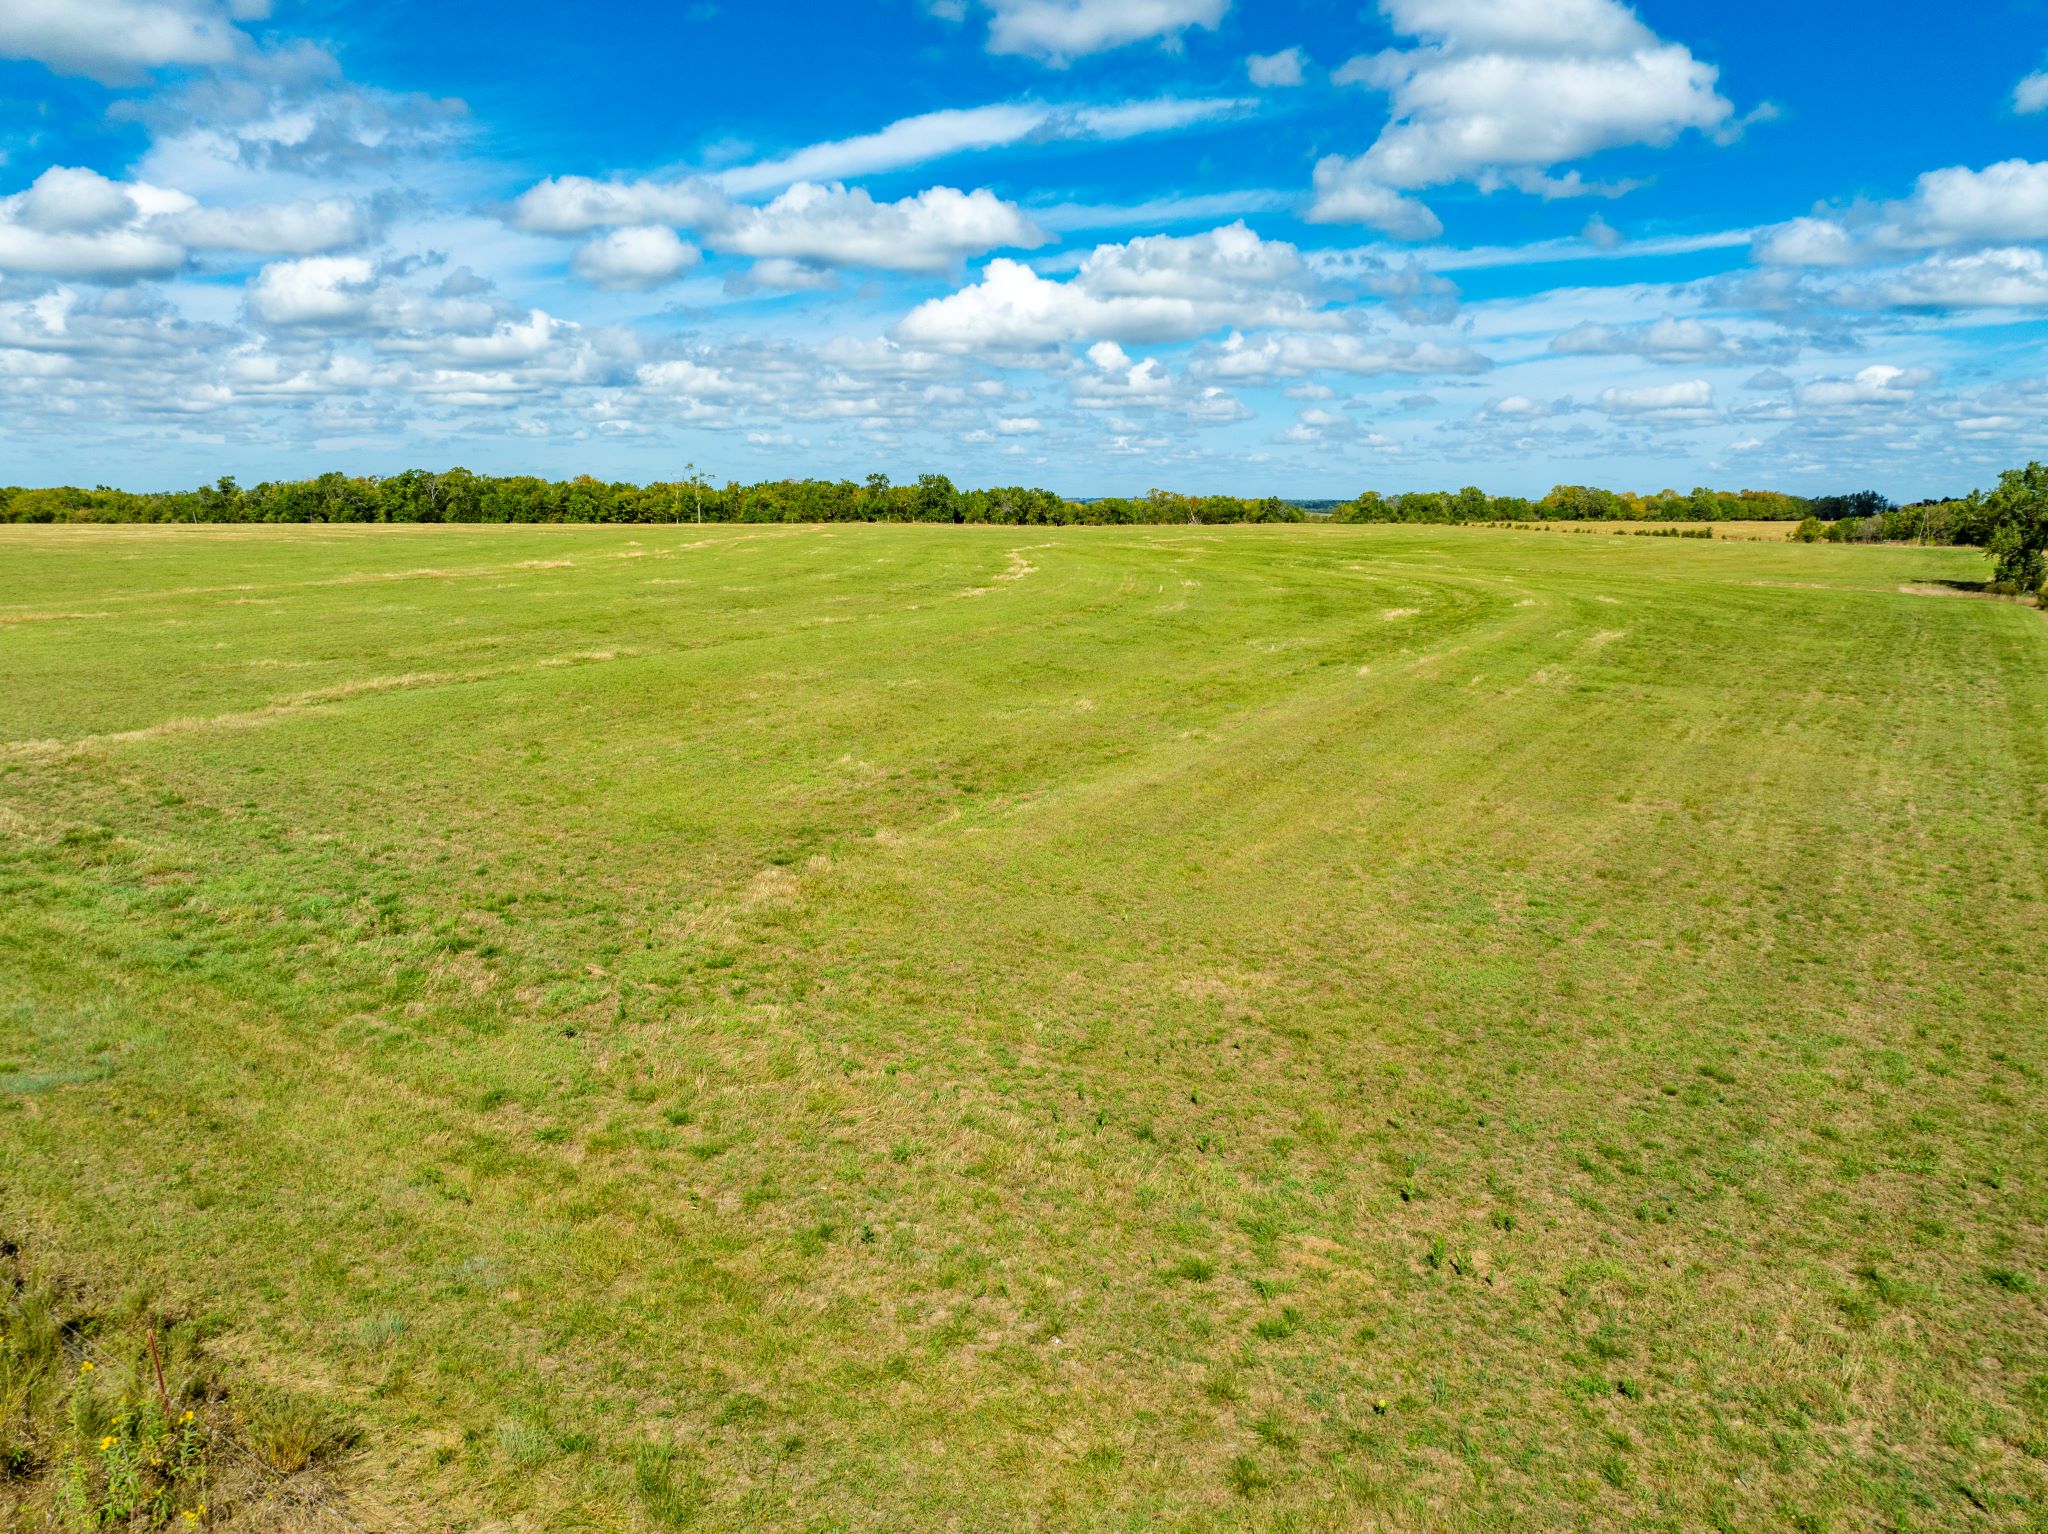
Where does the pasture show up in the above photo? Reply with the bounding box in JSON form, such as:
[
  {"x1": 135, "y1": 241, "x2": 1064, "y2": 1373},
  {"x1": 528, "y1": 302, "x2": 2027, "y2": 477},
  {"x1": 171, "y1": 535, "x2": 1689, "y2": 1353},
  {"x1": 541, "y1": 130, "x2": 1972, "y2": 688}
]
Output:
[{"x1": 1, "y1": 523, "x2": 2043, "y2": 1532}]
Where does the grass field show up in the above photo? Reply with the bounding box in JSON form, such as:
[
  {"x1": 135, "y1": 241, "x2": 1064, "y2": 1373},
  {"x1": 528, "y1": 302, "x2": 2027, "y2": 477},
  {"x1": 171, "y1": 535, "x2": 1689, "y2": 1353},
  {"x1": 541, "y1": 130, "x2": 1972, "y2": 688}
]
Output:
[{"x1": 2, "y1": 523, "x2": 2044, "y2": 1533}]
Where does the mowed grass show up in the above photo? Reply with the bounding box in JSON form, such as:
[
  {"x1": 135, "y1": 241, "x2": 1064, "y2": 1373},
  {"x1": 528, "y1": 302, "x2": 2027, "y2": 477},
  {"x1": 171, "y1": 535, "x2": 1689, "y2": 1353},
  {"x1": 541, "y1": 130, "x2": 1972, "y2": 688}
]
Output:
[{"x1": 1, "y1": 522, "x2": 2043, "y2": 1533}]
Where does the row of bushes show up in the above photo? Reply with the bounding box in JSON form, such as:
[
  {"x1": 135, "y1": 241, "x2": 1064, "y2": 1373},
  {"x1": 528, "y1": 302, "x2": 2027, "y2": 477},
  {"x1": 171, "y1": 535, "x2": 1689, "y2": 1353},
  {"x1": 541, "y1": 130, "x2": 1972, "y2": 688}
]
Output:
[{"x1": 1793, "y1": 500, "x2": 1996, "y2": 546}]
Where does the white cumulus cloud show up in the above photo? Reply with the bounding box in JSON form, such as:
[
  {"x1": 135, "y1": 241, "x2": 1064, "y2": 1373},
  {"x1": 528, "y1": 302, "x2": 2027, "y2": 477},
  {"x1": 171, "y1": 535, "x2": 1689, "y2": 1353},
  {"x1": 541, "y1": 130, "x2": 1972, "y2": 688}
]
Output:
[
  {"x1": 1551, "y1": 317, "x2": 1761, "y2": 363},
  {"x1": 0, "y1": 0, "x2": 261, "y2": 83},
  {"x1": 0, "y1": 166, "x2": 372, "y2": 283},
  {"x1": 1794, "y1": 364, "x2": 1932, "y2": 408},
  {"x1": 977, "y1": 0, "x2": 1230, "y2": 63},
  {"x1": 247, "y1": 254, "x2": 377, "y2": 327},
  {"x1": 2015, "y1": 69, "x2": 2048, "y2": 115},
  {"x1": 1756, "y1": 160, "x2": 2048, "y2": 269},
  {"x1": 571, "y1": 227, "x2": 702, "y2": 291},
  {"x1": 1752, "y1": 216, "x2": 1859, "y2": 267},
  {"x1": 1194, "y1": 329, "x2": 1491, "y2": 379},
  {"x1": 168, "y1": 197, "x2": 376, "y2": 256},
  {"x1": 1305, "y1": 158, "x2": 1442, "y2": 239},
  {"x1": 1312, "y1": 0, "x2": 1734, "y2": 233},
  {"x1": 510, "y1": 176, "x2": 727, "y2": 236},
  {"x1": 1247, "y1": 47, "x2": 1306, "y2": 87},
  {"x1": 896, "y1": 222, "x2": 1329, "y2": 347},
  {"x1": 1883, "y1": 160, "x2": 2048, "y2": 247},
  {"x1": 1873, "y1": 248, "x2": 2048, "y2": 310},
  {"x1": 0, "y1": 167, "x2": 189, "y2": 282},
  {"x1": 718, "y1": 183, "x2": 1046, "y2": 275},
  {"x1": 1597, "y1": 378, "x2": 1715, "y2": 417}
]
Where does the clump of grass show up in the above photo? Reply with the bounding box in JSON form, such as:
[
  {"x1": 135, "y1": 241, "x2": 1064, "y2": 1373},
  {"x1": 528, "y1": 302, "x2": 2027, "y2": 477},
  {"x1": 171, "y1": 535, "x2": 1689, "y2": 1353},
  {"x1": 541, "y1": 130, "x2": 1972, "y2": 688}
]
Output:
[
  {"x1": 237, "y1": 1383, "x2": 357, "y2": 1474},
  {"x1": 1165, "y1": 1255, "x2": 1215, "y2": 1283},
  {"x1": 1587, "y1": 1319, "x2": 1630, "y2": 1362},
  {"x1": 1200, "y1": 1365, "x2": 1244, "y2": 1404},
  {"x1": 349, "y1": 1312, "x2": 407, "y2": 1351},
  {"x1": 1251, "y1": 1307, "x2": 1302, "y2": 1342},
  {"x1": 1249, "y1": 1413, "x2": 1299, "y2": 1457},
  {"x1": 1985, "y1": 1267, "x2": 2034, "y2": 1294},
  {"x1": 1224, "y1": 1453, "x2": 1270, "y2": 1496},
  {"x1": 713, "y1": 1390, "x2": 766, "y2": 1426},
  {"x1": 496, "y1": 1416, "x2": 553, "y2": 1468},
  {"x1": 634, "y1": 1442, "x2": 706, "y2": 1528},
  {"x1": 1078, "y1": 1442, "x2": 1121, "y2": 1473}
]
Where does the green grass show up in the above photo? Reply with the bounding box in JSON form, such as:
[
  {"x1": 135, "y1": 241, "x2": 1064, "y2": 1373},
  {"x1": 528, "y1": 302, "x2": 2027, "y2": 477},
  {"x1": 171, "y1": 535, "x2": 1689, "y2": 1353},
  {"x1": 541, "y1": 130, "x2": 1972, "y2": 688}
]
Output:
[{"x1": 1, "y1": 522, "x2": 2043, "y2": 1532}]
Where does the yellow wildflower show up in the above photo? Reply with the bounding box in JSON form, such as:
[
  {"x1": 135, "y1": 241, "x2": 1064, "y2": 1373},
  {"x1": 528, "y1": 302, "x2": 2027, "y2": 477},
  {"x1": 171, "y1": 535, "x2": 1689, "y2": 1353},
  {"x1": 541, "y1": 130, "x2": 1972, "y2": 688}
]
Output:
[
  {"x1": 181, "y1": 1409, "x2": 195, "y2": 1424},
  {"x1": 78, "y1": 1359, "x2": 95, "y2": 1374},
  {"x1": 100, "y1": 1435, "x2": 116, "y2": 1451}
]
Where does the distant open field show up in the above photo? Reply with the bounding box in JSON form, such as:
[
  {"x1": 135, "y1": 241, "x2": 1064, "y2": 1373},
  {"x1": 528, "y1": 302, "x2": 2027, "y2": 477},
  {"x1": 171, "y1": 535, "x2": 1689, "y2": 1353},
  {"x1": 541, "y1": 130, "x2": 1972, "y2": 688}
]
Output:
[{"x1": 2, "y1": 524, "x2": 2043, "y2": 1532}]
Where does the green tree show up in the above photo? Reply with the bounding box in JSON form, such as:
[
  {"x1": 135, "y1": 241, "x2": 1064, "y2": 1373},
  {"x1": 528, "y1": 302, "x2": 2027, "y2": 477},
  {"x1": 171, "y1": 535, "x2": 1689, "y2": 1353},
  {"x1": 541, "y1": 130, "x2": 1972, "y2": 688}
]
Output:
[
  {"x1": 915, "y1": 473, "x2": 960, "y2": 523},
  {"x1": 1982, "y1": 462, "x2": 2048, "y2": 592}
]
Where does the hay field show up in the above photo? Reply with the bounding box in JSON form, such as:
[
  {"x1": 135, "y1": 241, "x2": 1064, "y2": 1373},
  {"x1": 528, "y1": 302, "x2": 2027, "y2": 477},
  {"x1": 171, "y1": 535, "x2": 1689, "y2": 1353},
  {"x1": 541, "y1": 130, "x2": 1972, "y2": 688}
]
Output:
[{"x1": 2, "y1": 523, "x2": 2042, "y2": 1532}]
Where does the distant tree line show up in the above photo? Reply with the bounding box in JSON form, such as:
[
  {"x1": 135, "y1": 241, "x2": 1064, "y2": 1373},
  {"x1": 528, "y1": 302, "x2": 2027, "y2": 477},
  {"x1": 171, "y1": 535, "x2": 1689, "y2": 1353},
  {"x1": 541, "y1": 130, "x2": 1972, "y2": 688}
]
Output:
[
  {"x1": 0, "y1": 471, "x2": 1962, "y2": 530},
  {"x1": 4, "y1": 463, "x2": 2042, "y2": 590},
  {"x1": 1332, "y1": 484, "x2": 1813, "y2": 524},
  {"x1": 0, "y1": 472, "x2": 1305, "y2": 528}
]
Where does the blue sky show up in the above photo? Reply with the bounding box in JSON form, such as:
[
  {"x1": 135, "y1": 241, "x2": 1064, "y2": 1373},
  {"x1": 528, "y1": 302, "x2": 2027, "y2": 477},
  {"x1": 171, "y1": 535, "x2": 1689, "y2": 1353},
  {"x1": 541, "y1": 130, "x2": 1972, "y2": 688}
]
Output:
[{"x1": 2, "y1": 0, "x2": 2045, "y2": 497}]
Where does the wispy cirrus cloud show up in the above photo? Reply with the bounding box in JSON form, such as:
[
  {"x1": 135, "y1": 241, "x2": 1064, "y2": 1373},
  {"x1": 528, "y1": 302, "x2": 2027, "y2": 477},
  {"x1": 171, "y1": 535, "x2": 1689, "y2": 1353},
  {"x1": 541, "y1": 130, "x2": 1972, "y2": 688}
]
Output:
[{"x1": 716, "y1": 96, "x2": 1251, "y2": 198}]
